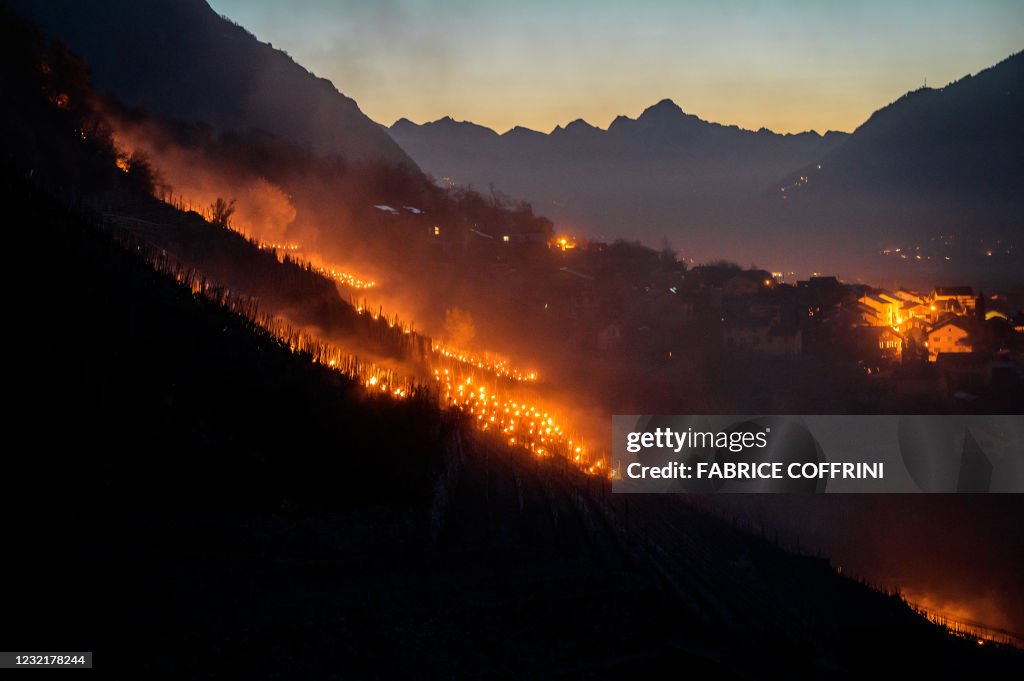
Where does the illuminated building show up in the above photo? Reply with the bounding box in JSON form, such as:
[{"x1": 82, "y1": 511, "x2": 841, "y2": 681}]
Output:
[
  {"x1": 926, "y1": 318, "x2": 972, "y2": 361},
  {"x1": 931, "y1": 286, "x2": 975, "y2": 315},
  {"x1": 858, "y1": 292, "x2": 902, "y2": 328}
]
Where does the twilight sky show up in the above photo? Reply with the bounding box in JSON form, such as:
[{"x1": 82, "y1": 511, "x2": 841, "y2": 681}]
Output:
[{"x1": 208, "y1": 0, "x2": 1023, "y2": 134}]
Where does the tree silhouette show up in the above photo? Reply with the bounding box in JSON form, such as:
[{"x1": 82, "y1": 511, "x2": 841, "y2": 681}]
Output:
[
  {"x1": 124, "y1": 152, "x2": 160, "y2": 196},
  {"x1": 209, "y1": 197, "x2": 236, "y2": 229}
]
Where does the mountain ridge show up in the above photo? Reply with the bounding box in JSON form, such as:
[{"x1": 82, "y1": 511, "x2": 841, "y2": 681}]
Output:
[
  {"x1": 389, "y1": 52, "x2": 1023, "y2": 281},
  {"x1": 393, "y1": 97, "x2": 846, "y2": 142},
  {"x1": 781, "y1": 49, "x2": 1024, "y2": 199},
  {"x1": 387, "y1": 96, "x2": 851, "y2": 266},
  {"x1": 10, "y1": 0, "x2": 415, "y2": 167}
]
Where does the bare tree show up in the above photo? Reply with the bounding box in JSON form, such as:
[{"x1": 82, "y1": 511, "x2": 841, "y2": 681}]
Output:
[{"x1": 209, "y1": 197, "x2": 236, "y2": 228}]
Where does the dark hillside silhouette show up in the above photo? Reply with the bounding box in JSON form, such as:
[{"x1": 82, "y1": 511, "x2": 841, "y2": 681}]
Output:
[
  {"x1": 5, "y1": 175, "x2": 1021, "y2": 676},
  {"x1": 10, "y1": 0, "x2": 414, "y2": 166},
  {"x1": 781, "y1": 51, "x2": 1024, "y2": 200},
  {"x1": 765, "y1": 50, "x2": 1024, "y2": 285},
  {"x1": 3, "y1": 6, "x2": 1023, "y2": 676}
]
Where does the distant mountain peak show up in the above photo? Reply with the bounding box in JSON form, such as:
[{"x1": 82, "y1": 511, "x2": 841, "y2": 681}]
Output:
[
  {"x1": 428, "y1": 115, "x2": 496, "y2": 130},
  {"x1": 566, "y1": 118, "x2": 597, "y2": 130},
  {"x1": 639, "y1": 98, "x2": 685, "y2": 120},
  {"x1": 502, "y1": 125, "x2": 545, "y2": 140},
  {"x1": 550, "y1": 118, "x2": 600, "y2": 136}
]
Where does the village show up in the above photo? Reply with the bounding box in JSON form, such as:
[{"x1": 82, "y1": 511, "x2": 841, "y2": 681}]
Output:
[
  {"x1": 691, "y1": 271, "x2": 1021, "y2": 406},
  {"x1": 844, "y1": 283, "x2": 1023, "y2": 402},
  {"x1": 360, "y1": 201, "x2": 1024, "y2": 410},
  {"x1": 518, "y1": 237, "x2": 1022, "y2": 409}
]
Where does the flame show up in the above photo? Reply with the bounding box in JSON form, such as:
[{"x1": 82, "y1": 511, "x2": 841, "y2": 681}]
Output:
[
  {"x1": 312, "y1": 264, "x2": 376, "y2": 290},
  {"x1": 903, "y1": 592, "x2": 1022, "y2": 647},
  {"x1": 432, "y1": 342, "x2": 537, "y2": 383},
  {"x1": 126, "y1": 231, "x2": 610, "y2": 478},
  {"x1": 432, "y1": 367, "x2": 608, "y2": 476},
  {"x1": 257, "y1": 241, "x2": 302, "y2": 253},
  {"x1": 255, "y1": 241, "x2": 376, "y2": 290}
]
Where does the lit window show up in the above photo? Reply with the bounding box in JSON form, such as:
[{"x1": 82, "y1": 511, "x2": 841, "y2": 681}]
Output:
[{"x1": 433, "y1": 226, "x2": 440, "y2": 236}]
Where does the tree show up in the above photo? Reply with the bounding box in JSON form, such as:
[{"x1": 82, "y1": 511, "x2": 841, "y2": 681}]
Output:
[
  {"x1": 124, "y1": 152, "x2": 160, "y2": 196},
  {"x1": 209, "y1": 197, "x2": 236, "y2": 229}
]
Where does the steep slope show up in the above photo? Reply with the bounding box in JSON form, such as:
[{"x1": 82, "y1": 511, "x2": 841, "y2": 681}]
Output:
[
  {"x1": 10, "y1": 0, "x2": 415, "y2": 166},
  {"x1": 5, "y1": 184, "x2": 1018, "y2": 675},
  {"x1": 3, "y1": 11, "x2": 1021, "y2": 674},
  {"x1": 767, "y1": 50, "x2": 1024, "y2": 283},
  {"x1": 4, "y1": 177, "x2": 1017, "y2": 677},
  {"x1": 782, "y1": 51, "x2": 1024, "y2": 200}
]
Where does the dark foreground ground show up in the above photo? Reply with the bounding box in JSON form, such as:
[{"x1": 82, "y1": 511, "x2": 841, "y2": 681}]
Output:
[{"x1": 3, "y1": 178, "x2": 1021, "y2": 679}]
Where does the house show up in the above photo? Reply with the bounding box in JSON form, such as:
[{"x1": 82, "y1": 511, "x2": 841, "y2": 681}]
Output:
[
  {"x1": 858, "y1": 292, "x2": 902, "y2": 327},
  {"x1": 850, "y1": 326, "x2": 904, "y2": 362},
  {"x1": 874, "y1": 327, "x2": 904, "y2": 359},
  {"x1": 723, "y1": 271, "x2": 770, "y2": 297},
  {"x1": 724, "y1": 275, "x2": 759, "y2": 297},
  {"x1": 902, "y1": 301, "x2": 935, "y2": 324},
  {"x1": 931, "y1": 286, "x2": 975, "y2": 315},
  {"x1": 927, "y1": 318, "x2": 972, "y2": 361},
  {"x1": 796, "y1": 276, "x2": 847, "y2": 311},
  {"x1": 894, "y1": 289, "x2": 925, "y2": 305},
  {"x1": 723, "y1": 317, "x2": 802, "y2": 357}
]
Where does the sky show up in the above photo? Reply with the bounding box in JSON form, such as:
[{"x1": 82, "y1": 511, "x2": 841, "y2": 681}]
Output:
[{"x1": 208, "y1": 0, "x2": 1023, "y2": 134}]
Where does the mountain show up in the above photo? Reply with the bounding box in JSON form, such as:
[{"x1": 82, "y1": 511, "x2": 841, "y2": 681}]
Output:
[
  {"x1": 7, "y1": 177, "x2": 1018, "y2": 676},
  {"x1": 391, "y1": 53, "x2": 1024, "y2": 283},
  {"x1": 391, "y1": 99, "x2": 846, "y2": 167},
  {"x1": 389, "y1": 99, "x2": 847, "y2": 254},
  {"x1": 768, "y1": 51, "x2": 1024, "y2": 283},
  {"x1": 781, "y1": 50, "x2": 1024, "y2": 201},
  {"x1": 5, "y1": 9, "x2": 1024, "y2": 673},
  {"x1": 10, "y1": 0, "x2": 414, "y2": 167}
]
